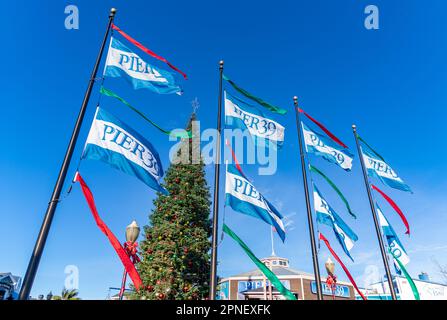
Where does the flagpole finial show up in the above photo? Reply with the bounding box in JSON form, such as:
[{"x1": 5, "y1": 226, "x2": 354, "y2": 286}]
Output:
[
  {"x1": 219, "y1": 60, "x2": 224, "y2": 69},
  {"x1": 352, "y1": 124, "x2": 357, "y2": 131},
  {"x1": 110, "y1": 8, "x2": 117, "y2": 16},
  {"x1": 293, "y1": 96, "x2": 298, "y2": 106}
]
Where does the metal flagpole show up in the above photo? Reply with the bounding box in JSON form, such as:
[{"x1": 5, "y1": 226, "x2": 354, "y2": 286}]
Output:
[
  {"x1": 18, "y1": 8, "x2": 117, "y2": 300},
  {"x1": 209, "y1": 60, "x2": 224, "y2": 300},
  {"x1": 293, "y1": 97, "x2": 323, "y2": 300},
  {"x1": 352, "y1": 124, "x2": 397, "y2": 300}
]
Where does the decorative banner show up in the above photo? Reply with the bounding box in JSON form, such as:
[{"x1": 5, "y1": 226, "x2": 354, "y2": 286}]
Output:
[
  {"x1": 302, "y1": 122, "x2": 354, "y2": 171},
  {"x1": 390, "y1": 249, "x2": 420, "y2": 300},
  {"x1": 223, "y1": 74, "x2": 287, "y2": 115},
  {"x1": 111, "y1": 24, "x2": 187, "y2": 79},
  {"x1": 225, "y1": 164, "x2": 286, "y2": 241},
  {"x1": 82, "y1": 107, "x2": 167, "y2": 194},
  {"x1": 298, "y1": 109, "x2": 348, "y2": 148},
  {"x1": 225, "y1": 92, "x2": 285, "y2": 148},
  {"x1": 313, "y1": 184, "x2": 358, "y2": 261},
  {"x1": 223, "y1": 224, "x2": 297, "y2": 300},
  {"x1": 359, "y1": 135, "x2": 412, "y2": 193},
  {"x1": 104, "y1": 37, "x2": 182, "y2": 95},
  {"x1": 376, "y1": 204, "x2": 410, "y2": 273},
  {"x1": 100, "y1": 86, "x2": 191, "y2": 139},
  {"x1": 309, "y1": 165, "x2": 356, "y2": 219},
  {"x1": 74, "y1": 172, "x2": 143, "y2": 291},
  {"x1": 372, "y1": 184, "x2": 410, "y2": 235},
  {"x1": 318, "y1": 232, "x2": 366, "y2": 300}
]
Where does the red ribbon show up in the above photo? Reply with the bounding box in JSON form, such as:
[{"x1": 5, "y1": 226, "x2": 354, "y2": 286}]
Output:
[
  {"x1": 319, "y1": 232, "x2": 366, "y2": 300},
  {"x1": 298, "y1": 108, "x2": 348, "y2": 149},
  {"x1": 74, "y1": 172, "x2": 143, "y2": 291},
  {"x1": 111, "y1": 24, "x2": 188, "y2": 80},
  {"x1": 225, "y1": 139, "x2": 244, "y2": 175},
  {"x1": 372, "y1": 184, "x2": 410, "y2": 235},
  {"x1": 124, "y1": 241, "x2": 141, "y2": 263}
]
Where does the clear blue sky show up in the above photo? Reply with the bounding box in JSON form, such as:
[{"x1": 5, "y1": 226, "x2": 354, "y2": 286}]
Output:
[{"x1": 2, "y1": 0, "x2": 447, "y2": 299}]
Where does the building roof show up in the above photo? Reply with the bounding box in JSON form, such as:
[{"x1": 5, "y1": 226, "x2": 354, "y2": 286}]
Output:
[{"x1": 230, "y1": 266, "x2": 314, "y2": 278}]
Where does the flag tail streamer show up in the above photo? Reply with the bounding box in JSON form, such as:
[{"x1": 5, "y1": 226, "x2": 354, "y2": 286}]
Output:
[
  {"x1": 372, "y1": 184, "x2": 410, "y2": 235},
  {"x1": 309, "y1": 165, "x2": 356, "y2": 219},
  {"x1": 222, "y1": 74, "x2": 287, "y2": 115},
  {"x1": 111, "y1": 24, "x2": 187, "y2": 79},
  {"x1": 298, "y1": 108, "x2": 348, "y2": 148},
  {"x1": 74, "y1": 172, "x2": 143, "y2": 291},
  {"x1": 223, "y1": 224, "x2": 296, "y2": 300},
  {"x1": 225, "y1": 139, "x2": 245, "y2": 176},
  {"x1": 100, "y1": 87, "x2": 191, "y2": 139},
  {"x1": 318, "y1": 232, "x2": 366, "y2": 300},
  {"x1": 390, "y1": 249, "x2": 420, "y2": 300}
]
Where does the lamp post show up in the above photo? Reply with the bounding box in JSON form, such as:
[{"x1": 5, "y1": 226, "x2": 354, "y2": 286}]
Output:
[
  {"x1": 119, "y1": 220, "x2": 140, "y2": 300},
  {"x1": 325, "y1": 257, "x2": 337, "y2": 300}
]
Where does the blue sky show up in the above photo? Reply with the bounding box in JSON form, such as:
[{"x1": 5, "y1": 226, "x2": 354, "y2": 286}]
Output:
[{"x1": 1, "y1": 0, "x2": 447, "y2": 299}]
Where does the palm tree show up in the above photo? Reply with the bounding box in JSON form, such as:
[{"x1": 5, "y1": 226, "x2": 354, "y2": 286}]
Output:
[{"x1": 51, "y1": 288, "x2": 80, "y2": 300}]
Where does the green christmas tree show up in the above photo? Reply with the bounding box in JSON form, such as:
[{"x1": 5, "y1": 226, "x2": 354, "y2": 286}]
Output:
[{"x1": 134, "y1": 113, "x2": 211, "y2": 300}]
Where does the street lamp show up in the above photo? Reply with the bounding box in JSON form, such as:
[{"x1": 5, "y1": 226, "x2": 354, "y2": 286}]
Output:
[
  {"x1": 119, "y1": 220, "x2": 140, "y2": 300},
  {"x1": 325, "y1": 257, "x2": 337, "y2": 300}
]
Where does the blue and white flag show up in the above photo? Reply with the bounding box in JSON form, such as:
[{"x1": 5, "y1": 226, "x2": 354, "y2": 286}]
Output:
[
  {"x1": 225, "y1": 164, "x2": 286, "y2": 241},
  {"x1": 104, "y1": 37, "x2": 182, "y2": 95},
  {"x1": 225, "y1": 92, "x2": 285, "y2": 148},
  {"x1": 360, "y1": 140, "x2": 412, "y2": 193},
  {"x1": 376, "y1": 204, "x2": 410, "y2": 274},
  {"x1": 302, "y1": 123, "x2": 353, "y2": 171},
  {"x1": 83, "y1": 107, "x2": 166, "y2": 194},
  {"x1": 313, "y1": 184, "x2": 358, "y2": 260}
]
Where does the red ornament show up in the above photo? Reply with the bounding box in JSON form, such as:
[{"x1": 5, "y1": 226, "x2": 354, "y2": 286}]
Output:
[
  {"x1": 147, "y1": 249, "x2": 153, "y2": 254},
  {"x1": 183, "y1": 247, "x2": 189, "y2": 254},
  {"x1": 183, "y1": 286, "x2": 189, "y2": 293},
  {"x1": 147, "y1": 285, "x2": 154, "y2": 292},
  {"x1": 158, "y1": 293, "x2": 165, "y2": 299}
]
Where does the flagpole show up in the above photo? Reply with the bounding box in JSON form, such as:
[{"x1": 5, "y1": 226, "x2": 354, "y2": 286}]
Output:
[
  {"x1": 209, "y1": 60, "x2": 224, "y2": 300},
  {"x1": 293, "y1": 97, "x2": 323, "y2": 300},
  {"x1": 352, "y1": 124, "x2": 397, "y2": 300},
  {"x1": 18, "y1": 8, "x2": 117, "y2": 300}
]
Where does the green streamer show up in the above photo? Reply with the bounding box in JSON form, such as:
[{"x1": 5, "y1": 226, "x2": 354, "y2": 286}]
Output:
[
  {"x1": 357, "y1": 134, "x2": 385, "y2": 162},
  {"x1": 223, "y1": 74, "x2": 287, "y2": 115},
  {"x1": 309, "y1": 165, "x2": 357, "y2": 219},
  {"x1": 223, "y1": 224, "x2": 297, "y2": 300},
  {"x1": 100, "y1": 86, "x2": 192, "y2": 139},
  {"x1": 390, "y1": 249, "x2": 420, "y2": 300}
]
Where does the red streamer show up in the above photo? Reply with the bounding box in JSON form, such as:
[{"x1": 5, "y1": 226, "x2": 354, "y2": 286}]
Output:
[
  {"x1": 225, "y1": 139, "x2": 244, "y2": 175},
  {"x1": 372, "y1": 184, "x2": 410, "y2": 235},
  {"x1": 298, "y1": 108, "x2": 348, "y2": 149},
  {"x1": 74, "y1": 172, "x2": 143, "y2": 291},
  {"x1": 111, "y1": 24, "x2": 187, "y2": 79},
  {"x1": 319, "y1": 232, "x2": 367, "y2": 300}
]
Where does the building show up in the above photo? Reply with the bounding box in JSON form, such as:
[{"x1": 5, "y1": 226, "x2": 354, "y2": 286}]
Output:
[
  {"x1": 217, "y1": 256, "x2": 355, "y2": 300},
  {"x1": 0, "y1": 273, "x2": 22, "y2": 300},
  {"x1": 357, "y1": 273, "x2": 447, "y2": 300}
]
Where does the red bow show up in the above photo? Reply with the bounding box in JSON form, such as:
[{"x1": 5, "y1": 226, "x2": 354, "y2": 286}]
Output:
[{"x1": 124, "y1": 241, "x2": 141, "y2": 264}]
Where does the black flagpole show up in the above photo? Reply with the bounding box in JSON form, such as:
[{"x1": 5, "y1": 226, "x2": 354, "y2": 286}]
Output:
[
  {"x1": 209, "y1": 60, "x2": 224, "y2": 300},
  {"x1": 293, "y1": 97, "x2": 323, "y2": 300},
  {"x1": 19, "y1": 8, "x2": 117, "y2": 300},
  {"x1": 352, "y1": 124, "x2": 397, "y2": 300}
]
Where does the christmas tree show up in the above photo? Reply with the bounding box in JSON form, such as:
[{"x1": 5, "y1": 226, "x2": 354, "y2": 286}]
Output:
[{"x1": 134, "y1": 113, "x2": 212, "y2": 300}]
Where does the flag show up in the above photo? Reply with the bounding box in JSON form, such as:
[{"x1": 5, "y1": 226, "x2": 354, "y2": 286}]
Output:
[
  {"x1": 82, "y1": 107, "x2": 167, "y2": 194},
  {"x1": 104, "y1": 37, "x2": 182, "y2": 95},
  {"x1": 376, "y1": 205, "x2": 410, "y2": 273},
  {"x1": 358, "y1": 135, "x2": 412, "y2": 192},
  {"x1": 223, "y1": 224, "x2": 297, "y2": 300},
  {"x1": 390, "y1": 249, "x2": 420, "y2": 300},
  {"x1": 74, "y1": 172, "x2": 143, "y2": 291},
  {"x1": 309, "y1": 165, "x2": 356, "y2": 219},
  {"x1": 302, "y1": 122, "x2": 354, "y2": 171},
  {"x1": 100, "y1": 86, "x2": 191, "y2": 139},
  {"x1": 225, "y1": 163, "x2": 286, "y2": 242},
  {"x1": 111, "y1": 24, "x2": 187, "y2": 79},
  {"x1": 313, "y1": 184, "x2": 358, "y2": 260},
  {"x1": 298, "y1": 109, "x2": 348, "y2": 148},
  {"x1": 223, "y1": 74, "x2": 287, "y2": 115},
  {"x1": 319, "y1": 232, "x2": 366, "y2": 300},
  {"x1": 373, "y1": 184, "x2": 410, "y2": 235},
  {"x1": 225, "y1": 92, "x2": 285, "y2": 148}
]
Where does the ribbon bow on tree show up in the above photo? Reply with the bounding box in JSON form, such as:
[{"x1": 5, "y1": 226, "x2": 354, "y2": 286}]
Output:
[{"x1": 124, "y1": 241, "x2": 141, "y2": 264}]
